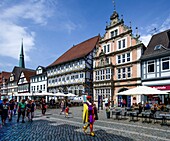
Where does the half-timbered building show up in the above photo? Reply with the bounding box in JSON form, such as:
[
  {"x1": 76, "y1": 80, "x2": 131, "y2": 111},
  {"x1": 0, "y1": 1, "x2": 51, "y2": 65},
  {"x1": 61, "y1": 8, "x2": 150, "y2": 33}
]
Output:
[
  {"x1": 0, "y1": 71, "x2": 11, "y2": 99},
  {"x1": 141, "y1": 29, "x2": 170, "y2": 105},
  {"x1": 17, "y1": 69, "x2": 35, "y2": 101},
  {"x1": 47, "y1": 36, "x2": 100, "y2": 97}
]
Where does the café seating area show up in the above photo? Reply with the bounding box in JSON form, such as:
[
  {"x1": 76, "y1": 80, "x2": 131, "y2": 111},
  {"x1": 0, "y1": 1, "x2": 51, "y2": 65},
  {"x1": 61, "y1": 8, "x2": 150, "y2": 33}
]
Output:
[{"x1": 110, "y1": 103, "x2": 170, "y2": 126}]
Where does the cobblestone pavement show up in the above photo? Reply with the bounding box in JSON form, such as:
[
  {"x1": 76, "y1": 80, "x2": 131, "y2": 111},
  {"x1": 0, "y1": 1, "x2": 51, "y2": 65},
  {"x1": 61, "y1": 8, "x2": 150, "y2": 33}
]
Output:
[{"x1": 0, "y1": 107, "x2": 170, "y2": 141}]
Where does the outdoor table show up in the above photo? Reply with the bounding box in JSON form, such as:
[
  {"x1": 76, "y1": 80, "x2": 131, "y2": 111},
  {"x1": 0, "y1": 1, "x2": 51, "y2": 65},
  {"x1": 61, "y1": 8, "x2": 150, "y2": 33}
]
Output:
[
  {"x1": 128, "y1": 111, "x2": 138, "y2": 122},
  {"x1": 112, "y1": 110, "x2": 122, "y2": 120},
  {"x1": 159, "y1": 113, "x2": 170, "y2": 126},
  {"x1": 141, "y1": 111, "x2": 152, "y2": 123}
]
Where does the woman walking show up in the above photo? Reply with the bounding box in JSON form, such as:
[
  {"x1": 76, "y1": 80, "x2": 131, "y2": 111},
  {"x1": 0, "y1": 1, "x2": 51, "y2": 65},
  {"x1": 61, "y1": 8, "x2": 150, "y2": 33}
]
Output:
[{"x1": 41, "y1": 98, "x2": 47, "y2": 116}]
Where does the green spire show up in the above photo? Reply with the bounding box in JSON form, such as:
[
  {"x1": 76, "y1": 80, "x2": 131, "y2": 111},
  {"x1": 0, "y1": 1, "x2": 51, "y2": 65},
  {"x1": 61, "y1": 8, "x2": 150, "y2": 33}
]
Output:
[{"x1": 19, "y1": 39, "x2": 25, "y2": 68}]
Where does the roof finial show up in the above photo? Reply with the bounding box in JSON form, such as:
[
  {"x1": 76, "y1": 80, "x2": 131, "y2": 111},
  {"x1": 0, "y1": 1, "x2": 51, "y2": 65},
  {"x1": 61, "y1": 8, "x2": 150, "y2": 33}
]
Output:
[
  {"x1": 112, "y1": 0, "x2": 116, "y2": 11},
  {"x1": 129, "y1": 21, "x2": 132, "y2": 29}
]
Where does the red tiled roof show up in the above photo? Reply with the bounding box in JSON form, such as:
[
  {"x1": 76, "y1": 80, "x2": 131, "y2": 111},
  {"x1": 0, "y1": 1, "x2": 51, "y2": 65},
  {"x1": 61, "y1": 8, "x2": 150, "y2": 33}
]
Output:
[
  {"x1": 0, "y1": 71, "x2": 11, "y2": 84},
  {"x1": 48, "y1": 35, "x2": 100, "y2": 67},
  {"x1": 22, "y1": 70, "x2": 36, "y2": 82}
]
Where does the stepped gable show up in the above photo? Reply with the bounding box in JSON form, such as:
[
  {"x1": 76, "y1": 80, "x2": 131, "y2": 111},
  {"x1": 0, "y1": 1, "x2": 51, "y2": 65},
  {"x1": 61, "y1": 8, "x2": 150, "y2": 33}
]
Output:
[
  {"x1": 48, "y1": 35, "x2": 100, "y2": 67},
  {"x1": 142, "y1": 29, "x2": 170, "y2": 59}
]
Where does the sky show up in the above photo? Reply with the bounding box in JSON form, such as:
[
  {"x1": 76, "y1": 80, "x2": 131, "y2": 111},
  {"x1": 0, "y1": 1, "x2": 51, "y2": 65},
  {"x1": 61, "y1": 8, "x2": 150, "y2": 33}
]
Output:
[{"x1": 0, "y1": 0, "x2": 170, "y2": 72}]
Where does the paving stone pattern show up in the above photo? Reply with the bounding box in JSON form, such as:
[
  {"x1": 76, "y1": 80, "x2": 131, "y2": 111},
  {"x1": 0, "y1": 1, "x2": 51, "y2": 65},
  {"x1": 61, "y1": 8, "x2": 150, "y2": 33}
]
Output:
[{"x1": 0, "y1": 107, "x2": 169, "y2": 141}]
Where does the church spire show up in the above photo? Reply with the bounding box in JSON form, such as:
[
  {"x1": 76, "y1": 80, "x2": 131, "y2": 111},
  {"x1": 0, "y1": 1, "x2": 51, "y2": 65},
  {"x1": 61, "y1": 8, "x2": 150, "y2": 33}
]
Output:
[{"x1": 19, "y1": 39, "x2": 25, "y2": 68}]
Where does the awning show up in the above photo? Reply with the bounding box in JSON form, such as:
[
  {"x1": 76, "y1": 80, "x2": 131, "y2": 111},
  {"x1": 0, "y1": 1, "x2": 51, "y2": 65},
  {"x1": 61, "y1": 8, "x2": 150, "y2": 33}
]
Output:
[{"x1": 117, "y1": 86, "x2": 169, "y2": 96}]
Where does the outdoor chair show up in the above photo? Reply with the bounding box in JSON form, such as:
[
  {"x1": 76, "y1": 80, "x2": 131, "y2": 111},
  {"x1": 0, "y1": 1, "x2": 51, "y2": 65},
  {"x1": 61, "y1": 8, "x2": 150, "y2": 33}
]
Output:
[
  {"x1": 153, "y1": 111, "x2": 163, "y2": 124},
  {"x1": 128, "y1": 110, "x2": 139, "y2": 122},
  {"x1": 120, "y1": 108, "x2": 127, "y2": 119},
  {"x1": 142, "y1": 110, "x2": 153, "y2": 123},
  {"x1": 112, "y1": 108, "x2": 122, "y2": 120}
]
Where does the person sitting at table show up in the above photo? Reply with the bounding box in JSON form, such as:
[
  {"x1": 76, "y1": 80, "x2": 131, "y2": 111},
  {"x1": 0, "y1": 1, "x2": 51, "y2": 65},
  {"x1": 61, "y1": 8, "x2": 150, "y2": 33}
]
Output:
[
  {"x1": 144, "y1": 102, "x2": 151, "y2": 110},
  {"x1": 134, "y1": 103, "x2": 139, "y2": 110},
  {"x1": 159, "y1": 103, "x2": 166, "y2": 111},
  {"x1": 151, "y1": 104, "x2": 158, "y2": 114},
  {"x1": 138, "y1": 103, "x2": 143, "y2": 114}
]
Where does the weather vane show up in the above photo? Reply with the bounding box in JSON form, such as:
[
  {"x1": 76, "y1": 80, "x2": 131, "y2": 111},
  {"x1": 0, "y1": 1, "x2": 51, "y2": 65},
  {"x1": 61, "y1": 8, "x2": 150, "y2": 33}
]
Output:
[{"x1": 112, "y1": 0, "x2": 116, "y2": 11}]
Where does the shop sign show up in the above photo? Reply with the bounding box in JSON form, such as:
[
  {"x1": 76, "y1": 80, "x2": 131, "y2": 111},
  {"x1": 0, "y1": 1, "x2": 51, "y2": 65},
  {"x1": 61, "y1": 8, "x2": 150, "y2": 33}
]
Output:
[{"x1": 151, "y1": 85, "x2": 170, "y2": 90}]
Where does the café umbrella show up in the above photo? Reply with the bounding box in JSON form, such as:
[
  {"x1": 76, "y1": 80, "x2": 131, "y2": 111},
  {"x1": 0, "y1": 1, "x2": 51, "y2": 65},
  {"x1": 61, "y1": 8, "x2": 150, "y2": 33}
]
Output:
[{"x1": 116, "y1": 86, "x2": 168, "y2": 96}]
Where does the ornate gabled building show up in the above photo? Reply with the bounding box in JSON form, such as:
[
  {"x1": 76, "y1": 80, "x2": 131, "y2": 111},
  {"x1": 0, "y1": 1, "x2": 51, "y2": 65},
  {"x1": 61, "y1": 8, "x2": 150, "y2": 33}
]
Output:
[
  {"x1": 17, "y1": 69, "x2": 35, "y2": 101},
  {"x1": 0, "y1": 71, "x2": 11, "y2": 99},
  {"x1": 93, "y1": 10, "x2": 145, "y2": 108},
  {"x1": 8, "y1": 66, "x2": 26, "y2": 98},
  {"x1": 7, "y1": 66, "x2": 35, "y2": 99},
  {"x1": 141, "y1": 29, "x2": 170, "y2": 105},
  {"x1": 47, "y1": 36, "x2": 100, "y2": 97}
]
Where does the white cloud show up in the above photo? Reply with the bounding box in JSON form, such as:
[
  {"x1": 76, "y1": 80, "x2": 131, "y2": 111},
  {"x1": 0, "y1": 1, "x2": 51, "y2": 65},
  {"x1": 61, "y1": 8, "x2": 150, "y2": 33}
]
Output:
[
  {"x1": 0, "y1": 0, "x2": 54, "y2": 62},
  {"x1": 160, "y1": 14, "x2": 170, "y2": 32},
  {"x1": 140, "y1": 14, "x2": 170, "y2": 46},
  {"x1": 64, "y1": 21, "x2": 79, "y2": 34},
  {"x1": 140, "y1": 34, "x2": 152, "y2": 46}
]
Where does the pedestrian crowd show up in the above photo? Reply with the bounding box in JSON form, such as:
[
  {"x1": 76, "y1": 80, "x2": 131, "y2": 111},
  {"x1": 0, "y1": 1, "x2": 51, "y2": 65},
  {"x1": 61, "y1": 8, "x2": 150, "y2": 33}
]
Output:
[{"x1": 0, "y1": 98, "x2": 48, "y2": 126}]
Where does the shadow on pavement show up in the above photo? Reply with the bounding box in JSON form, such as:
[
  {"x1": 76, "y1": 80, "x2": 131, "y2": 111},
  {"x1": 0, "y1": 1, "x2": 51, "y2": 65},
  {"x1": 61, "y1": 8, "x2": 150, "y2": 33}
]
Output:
[{"x1": 0, "y1": 118, "x2": 134, "y2": 141}]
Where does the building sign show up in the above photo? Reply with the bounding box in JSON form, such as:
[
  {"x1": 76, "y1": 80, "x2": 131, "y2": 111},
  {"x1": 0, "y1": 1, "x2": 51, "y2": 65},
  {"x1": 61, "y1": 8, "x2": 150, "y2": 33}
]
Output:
[{"x1": 150, "y1": 85, "x2": 170, "y2": 90}]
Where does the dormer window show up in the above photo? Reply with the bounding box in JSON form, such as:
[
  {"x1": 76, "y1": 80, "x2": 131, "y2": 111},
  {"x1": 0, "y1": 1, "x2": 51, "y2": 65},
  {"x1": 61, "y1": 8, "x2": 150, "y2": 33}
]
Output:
[
  {"x1": 10, "y1": 74, "x2": 14, "y2": 81},
  {"x1": 110, "y1": 29, "x2": 118, "y2": 38},
  {"x1": 154, "y1": 44, "x2": 162, "y2": 50}
]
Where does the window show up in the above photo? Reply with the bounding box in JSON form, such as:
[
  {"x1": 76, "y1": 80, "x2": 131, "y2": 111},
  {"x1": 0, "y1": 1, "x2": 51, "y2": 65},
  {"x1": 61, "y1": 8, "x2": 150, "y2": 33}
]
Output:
[
  {"x1": 80, "y1": 73, "x2": 84, "y2": 78},
  {"x1": 40, "y1": 85, "x2": 42, "y2": 90},
  {"x1": 118, "y1": 55, "x2": 121, "y2": 64},
  {"x1": 122, "y1": 68, "x2": 126, "y2": 78},
  {"x1": 117, "y1": 67, "x2": 131, "y2": 79},
  {"x1": 117, "y1": 38, "x2": 127, "y2": 50},
  {"x1": 154, "y1": 45, "x2": 162, "y2": 50},
  {"x1": 118, "y1": 41, "x2": 121, "y2": 49},
  {"x1": 103, "y1": 43, "x2": 111, "y2": 54},
  {"x1": 95, "y1": 71, "x2": 100, "y2": 81},
  {"x1": 100, "y1": 70, "x2": 105, "y2": 80},
  {"x1": 162, "y1": 57, "x2": 169, "y2": 70},
  {"x1": 122, "y1": 39, "x2": 125, "y2": 48},
  {"x1": 127, "y1": 67, "x2": 131, "y2": 78},
  {"x1": 148, "y1": 61, "x2": 155, "y2": 73},
  {"x1": 103, "y1": 45, "x2": 106, "y2": 53},
  {"x1": 117, "y1": 68, "x2": 121, "y2": 79},
  {"x1": 43, "y1": 84, "x2": 45, "y2": 91},
  {"x1": 122, "y1": 54, "x2": 125, "y2": 63},
  {"x1": 110, "y1": 29, "x2": 118, "y2": 38},
  {"x1": 117, "y1": 52, "x2": 131, "y2": 64},
  {"x1": 37, "y1": 85, "x2": 39, "y2": 91},
  {"x1": 106, "y1": 68, "x2": 111, "y2": 80},
  {"x1": 106, "y1": 58, "x2": 110, "y2": 64},
  {"x1": 127, "y1": 53, "x2": 130, "y2": 62},
  {"x1": 107, "y1": 44, "x2": 110, "y2": 52}
]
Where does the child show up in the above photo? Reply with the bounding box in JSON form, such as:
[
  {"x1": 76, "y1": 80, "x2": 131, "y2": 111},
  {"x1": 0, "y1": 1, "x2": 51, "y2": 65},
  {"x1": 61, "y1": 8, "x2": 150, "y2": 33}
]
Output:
[{"x1": 65, "y1": 106, "x2": 69, "y2": 118}]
